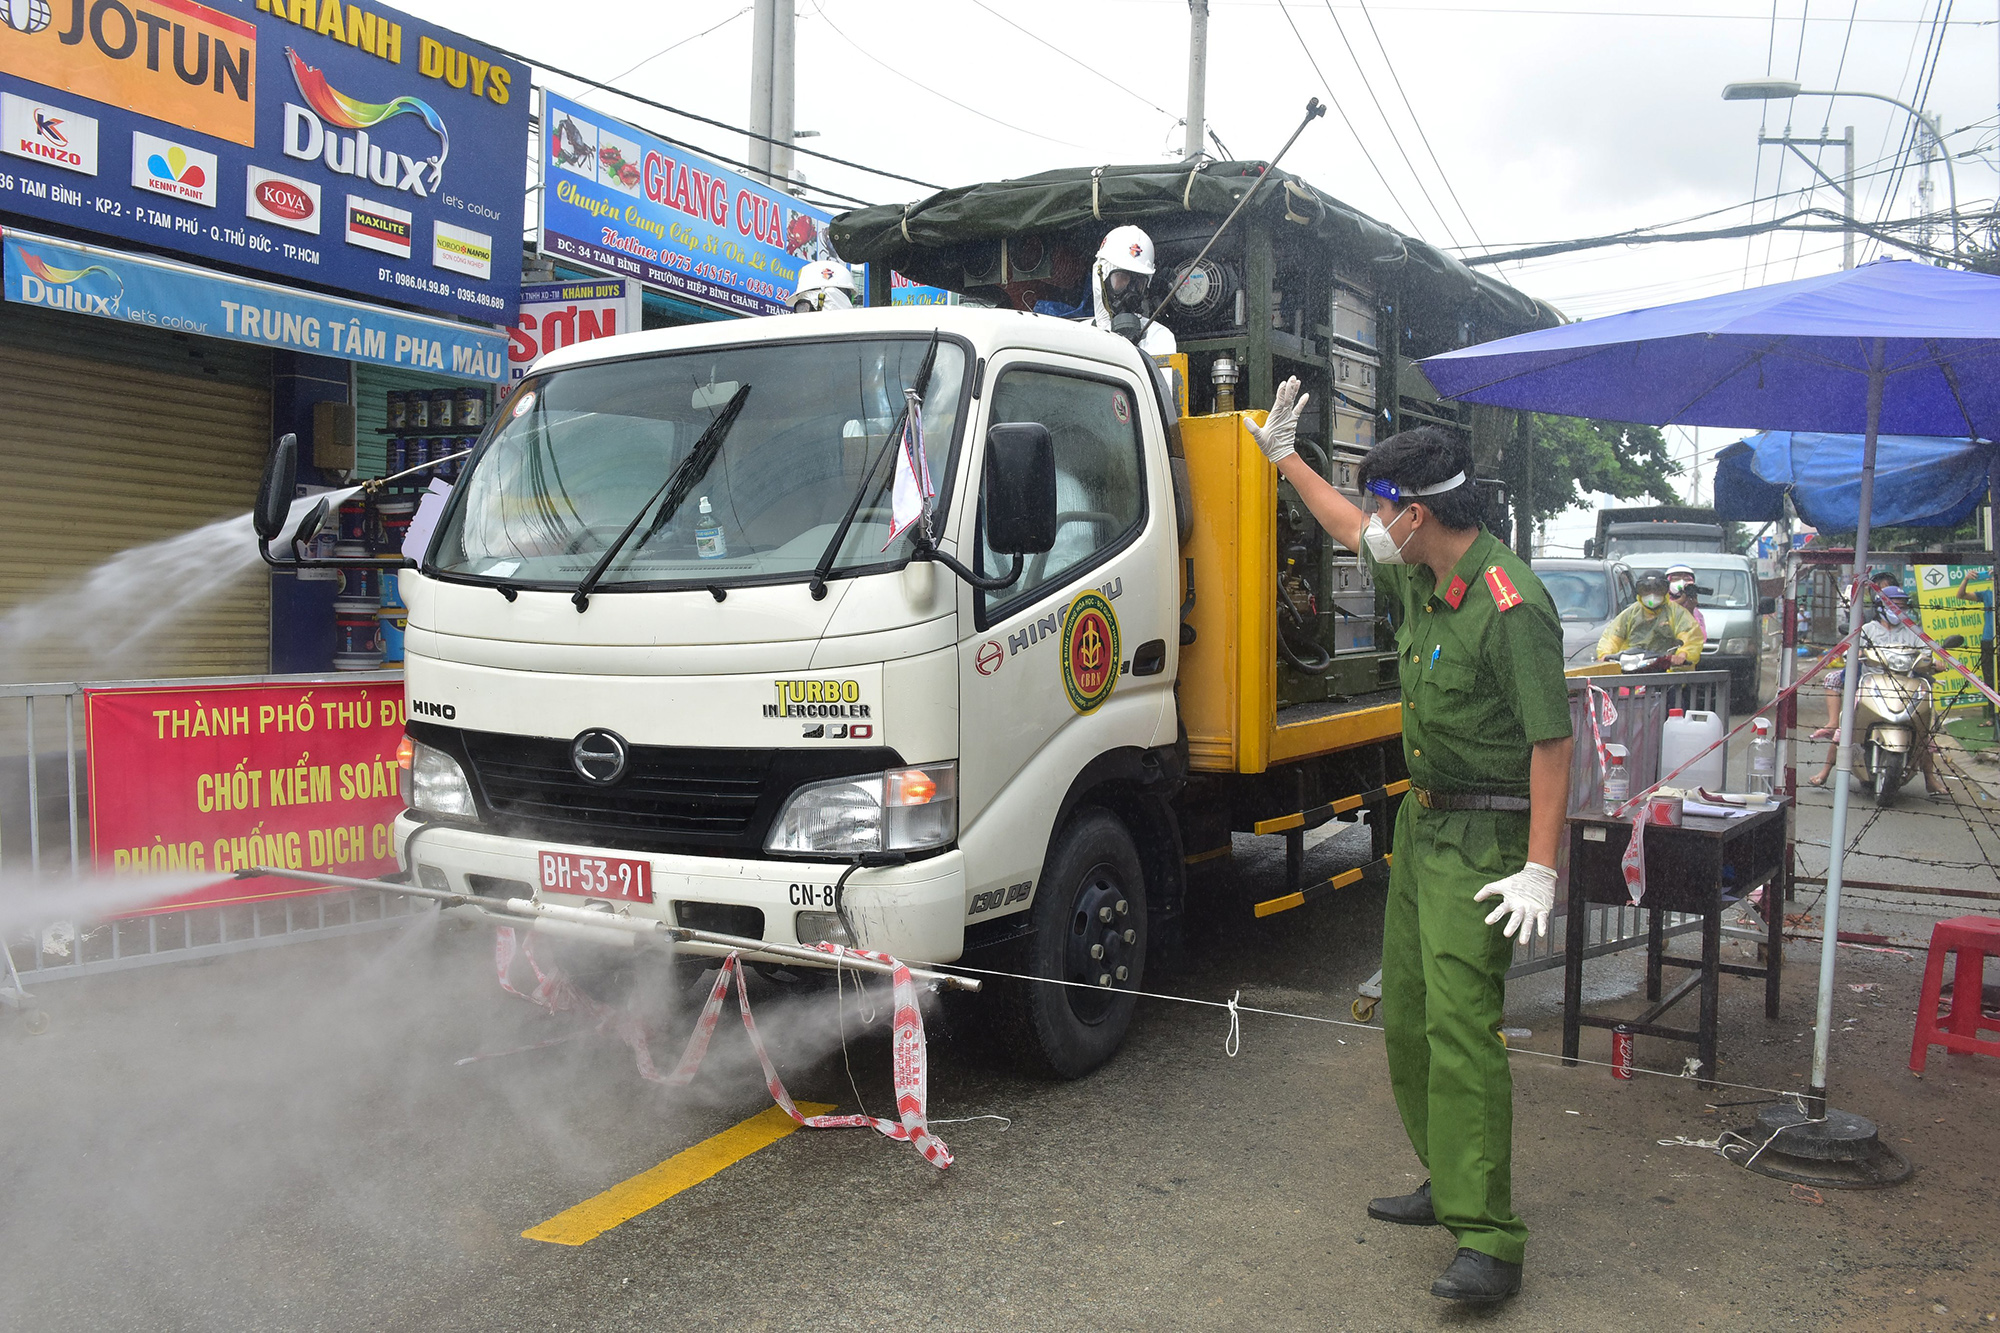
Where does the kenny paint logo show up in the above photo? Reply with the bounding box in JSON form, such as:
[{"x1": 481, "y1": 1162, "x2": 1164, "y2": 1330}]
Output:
[
  {"x1": 0, "y1": 91, "x2": 96, "y2": 174},
  {"x1": 345, "y1": 193, "x2": 411, "y2": 258},
  {"x1": 245, "y1": 163, "x2": 319, "y2": 233},
  {"x1": 282, "y1": 46, "x2": 448, "y2": 198},
  {"x1": 13, "y1": 249, "x2": 123, "y2": 314},
  {"x1": 132, "y1": 131, "x2": 216, "y2": 207}
]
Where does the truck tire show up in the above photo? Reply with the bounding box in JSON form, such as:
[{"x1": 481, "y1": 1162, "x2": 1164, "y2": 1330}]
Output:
[{"x1": 991, "y1": 808, "x2": 1147, "y2": 1080}]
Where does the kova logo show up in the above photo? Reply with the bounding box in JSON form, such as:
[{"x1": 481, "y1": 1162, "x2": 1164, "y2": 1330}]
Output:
[{"x1": 764, "y1": 678, "x2": 870, "y2": 720}]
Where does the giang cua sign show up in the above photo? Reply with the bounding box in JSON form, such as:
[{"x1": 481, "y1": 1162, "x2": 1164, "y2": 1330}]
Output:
[
  {"x1": 4, "y1": 228, "x2": 508, "y2": 378},
  {"x1": 0, "y1": 0, "x2": 527, "y2": 323},
  {"x1": 539, "y1": 91, "x2": 840, "y2": 317},
  {"x1": 85, "y1": 678, "x2": 410, "y2": 914}
]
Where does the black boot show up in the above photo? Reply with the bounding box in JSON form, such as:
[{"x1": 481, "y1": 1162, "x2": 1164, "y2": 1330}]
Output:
[
  {"x1": 1431, "y1": 1247, "x2": 1522, "y2": 1303},
  {"x1": 1365, "y1": 1179, "x2": 1437, "y2": 1226}
]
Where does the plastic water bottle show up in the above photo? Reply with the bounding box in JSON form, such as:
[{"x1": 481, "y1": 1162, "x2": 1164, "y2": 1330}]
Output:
[
  {"x1": 1749, "y1": 717, "x2": 1776, "y2": 795},
  {"x1": 1602, "y1": 743, "x2": 1630, "y2": 815},
  {"x1": 695, "y1": 496, "x2": 726, "y2": 559}
]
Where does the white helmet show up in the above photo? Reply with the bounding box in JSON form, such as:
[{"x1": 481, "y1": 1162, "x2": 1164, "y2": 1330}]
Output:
[
  {"x1": 792, "y1": 260, "x2": 858, "y2": 312},
  {"x1": 1096, "y1": 225, "x2": 1155, "y2": 277}
]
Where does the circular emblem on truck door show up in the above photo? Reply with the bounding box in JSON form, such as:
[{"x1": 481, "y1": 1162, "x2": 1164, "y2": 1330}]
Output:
[
  {"x1": 571, "y1": 729, "x2": 629, "y2": 785},
  {"x1": 1060, "y1": 590, "x2": 1121, "y2": 714}
]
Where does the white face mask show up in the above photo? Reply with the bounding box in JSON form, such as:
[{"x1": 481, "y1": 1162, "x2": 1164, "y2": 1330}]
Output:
[
  {"x1": 1364, "y1": 509, "x2": 1415, "y2": 565},
  {"x1": 1879, "y1": 605, "x2": 1904, "y2": 626}
]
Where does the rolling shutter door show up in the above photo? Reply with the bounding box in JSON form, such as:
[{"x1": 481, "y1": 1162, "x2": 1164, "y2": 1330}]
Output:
[{"x1": 0, "y1": 304, "x2": 274, "y2": 680}]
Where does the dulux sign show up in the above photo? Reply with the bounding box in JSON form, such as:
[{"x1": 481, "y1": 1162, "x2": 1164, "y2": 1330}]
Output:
[
  {"x1": 0, "y1": 0, "x2": 526, "y2": 324},
  {"x1": 4, "y1": 229, "x2": 508, "y2": 379}
]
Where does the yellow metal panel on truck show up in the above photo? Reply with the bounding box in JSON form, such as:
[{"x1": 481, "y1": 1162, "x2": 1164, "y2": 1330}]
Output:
[{"x1": 1178, "y1": 411, "x2": 1404, "y2": 774}]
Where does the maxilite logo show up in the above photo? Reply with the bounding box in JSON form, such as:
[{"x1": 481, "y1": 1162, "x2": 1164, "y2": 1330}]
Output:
[
  {"x1": 345, "y1": 193, "x2": 411, "y2": 258},
  {"x1": 13, "y1": 250, "x2": 122, "y2": 314},
  {"x1": 282, "y1": 47, "x2": 449, "y2": 198}
]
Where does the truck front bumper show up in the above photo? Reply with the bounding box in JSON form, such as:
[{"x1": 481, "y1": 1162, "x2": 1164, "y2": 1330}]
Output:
[{"x1": 392, "y1": 813, "x2": 967, "y2": 965}]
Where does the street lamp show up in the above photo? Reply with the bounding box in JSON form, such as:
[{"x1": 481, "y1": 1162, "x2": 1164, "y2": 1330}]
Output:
[{"x1": 1722, "y1": 81, "x2": 1960, "y2": 257}]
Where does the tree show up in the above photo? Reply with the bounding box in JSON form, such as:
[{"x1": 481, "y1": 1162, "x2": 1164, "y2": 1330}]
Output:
[{"x1": 1522, "y1": 415, "x2": 1682, "y2": 525}]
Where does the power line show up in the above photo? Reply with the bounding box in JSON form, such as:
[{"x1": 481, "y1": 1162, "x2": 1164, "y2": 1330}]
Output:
[
  {"x1": 1272, "y1": 0, "x2": 1422, "y2": 234},
  {"x1": 960, "y1": 0, "x2": 1181, "y2": 122},
  {"x1": 1308, "y1": 0, "x2": 1464, "y2": 246},
  {"x1": 1743, "y1": 0, "x2": 1779, "y2": 287},
  {"x1": 589, "y1": 7, "x2": 752, "y2": 93},
  {"x1": 1462, "y1": 205, "x2": 1954, "y2": 267},
  {"x1": 1350, "y1": 0, "x2": 1489, "y2": 250},
  {"x1": 466, "y1": 30, "x2": 943, "y2": 193},
  {"x1": 805, "y1": 0, "x2": 1084, "y2": 150}
]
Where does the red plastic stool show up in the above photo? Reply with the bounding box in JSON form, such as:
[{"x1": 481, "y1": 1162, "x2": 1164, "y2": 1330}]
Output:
[{"x1": 1909, "y1": 914, "x2": 2000, "y2": 1073}]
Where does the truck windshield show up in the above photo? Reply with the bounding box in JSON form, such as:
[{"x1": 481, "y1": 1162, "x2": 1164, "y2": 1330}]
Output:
[
  {"x1": 1539, "y1": 569, "x2": 1611, "y2": 622},
  {"x1": 1689, "y1": 569, "x2": 1754, "y2": 609},
  {"x1": 430, "y1": 337, "x2": 968, "y2": 590}
]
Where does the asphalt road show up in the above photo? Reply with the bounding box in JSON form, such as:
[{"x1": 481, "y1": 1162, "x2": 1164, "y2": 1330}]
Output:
[{"x1": 3, "y1": 821, "x2": 1996, "y2": 1332}]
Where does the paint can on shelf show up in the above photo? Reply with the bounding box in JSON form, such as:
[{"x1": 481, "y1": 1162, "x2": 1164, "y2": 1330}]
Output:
[
  {"x1": 375, "y1": 499, "x2": 416, "y2": 559},
  {"x1": 411, "y1": 391, "x2": 431, "y2": 429},
  {"x1": 430, "y1": 388, "x2": 456, "y2": 430},
  {"x1": 333, "y1": 543, "x2": 378, "y2": 606},
  {"x1": 455, "y1": 386, "x2": 486, "y2": 429},
  {"x1": 333, "y1": 613, "x2": 383, "y2": 669},
  {"x1": 386, "y1": 389, "x2": 408, "y2": 430},
  {"x1": 377, "y1": 605, "x2": 407, "y2": 663}
]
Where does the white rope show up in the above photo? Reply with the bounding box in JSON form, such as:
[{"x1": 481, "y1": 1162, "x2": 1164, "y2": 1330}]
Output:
[{"x1": 1223, "y1": 990, "x2": 1241, "y2": 1057}]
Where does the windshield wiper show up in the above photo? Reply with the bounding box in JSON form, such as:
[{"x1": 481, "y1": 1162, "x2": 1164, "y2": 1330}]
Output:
[
  {"x1": 572, "y1": 382, "x2": 751, "y2": 612},
  {"x1": 808, "y1": 332, "x2": 940, "y2": 601}
]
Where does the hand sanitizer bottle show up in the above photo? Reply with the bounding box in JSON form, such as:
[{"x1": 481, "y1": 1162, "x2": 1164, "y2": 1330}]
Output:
[{"x1": 695, "y1": 496, "x2": 726, "y2": 559}]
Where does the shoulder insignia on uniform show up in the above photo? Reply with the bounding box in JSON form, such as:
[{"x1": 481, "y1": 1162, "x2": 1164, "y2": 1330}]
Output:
[
  {"x1": 1442, "y1": 575, "x2": 1469, "y2": 609},
  {"x1": 1485, "y1": 564, "x2": 1525, "y2": 612}
]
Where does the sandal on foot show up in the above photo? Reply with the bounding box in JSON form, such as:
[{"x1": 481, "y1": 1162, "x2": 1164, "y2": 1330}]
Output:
[{"x1": 1810, "y1": 727, "x2": 1838, "y2": 740}]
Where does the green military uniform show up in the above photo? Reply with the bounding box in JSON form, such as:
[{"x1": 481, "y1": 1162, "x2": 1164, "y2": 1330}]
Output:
[{"x1": 1365, "y1": 527, "x2": 1571, "y2": 1266}]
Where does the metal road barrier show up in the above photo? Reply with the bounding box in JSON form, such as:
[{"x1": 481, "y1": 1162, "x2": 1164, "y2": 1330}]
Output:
[{"x1": 0, "y1": 674, "x2": 420, "y2": 989}]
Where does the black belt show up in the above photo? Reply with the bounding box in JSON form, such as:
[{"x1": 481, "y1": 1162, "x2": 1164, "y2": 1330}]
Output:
[{"x1": 1411, "y1": 786, "x2": 1531, "y2": 812}]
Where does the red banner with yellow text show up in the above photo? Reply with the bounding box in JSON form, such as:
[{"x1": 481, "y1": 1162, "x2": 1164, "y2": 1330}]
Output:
[{"x1": 86, "y1": 679, "x2": 406, "y2": 914}]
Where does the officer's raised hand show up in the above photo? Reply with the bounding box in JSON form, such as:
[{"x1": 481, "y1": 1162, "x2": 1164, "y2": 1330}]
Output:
[
  {"x1": 1247, "y1": 376, "x2": 1310, "y2": 464},
  {"x1": 1474, "y1": 862, "x2": 1556, "y2": 941}
]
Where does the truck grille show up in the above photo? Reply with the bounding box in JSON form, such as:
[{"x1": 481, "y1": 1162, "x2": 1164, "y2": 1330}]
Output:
[{"x1": 409, "y1": 722, "x2": 901, "y2": 854}]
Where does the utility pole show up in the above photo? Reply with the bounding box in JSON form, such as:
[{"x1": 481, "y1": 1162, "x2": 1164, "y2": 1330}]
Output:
[
  {"x1": 748, "y1": 0, "x2": 774, "y2": 183},
  {"x1": 1184, "y1": 0, "x2": 1209, "y2": 160},
  {"x1": 746, "y1": 0, "x2": 795, "y2": 188},
  {"x1": 1757, "y1": 125, "x2": 1857, "y2": 268}
]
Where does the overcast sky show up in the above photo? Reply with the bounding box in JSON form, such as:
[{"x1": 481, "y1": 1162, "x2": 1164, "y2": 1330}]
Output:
[{"x1": 403, "y1": 0, "x2": 1999, "y2": 549}]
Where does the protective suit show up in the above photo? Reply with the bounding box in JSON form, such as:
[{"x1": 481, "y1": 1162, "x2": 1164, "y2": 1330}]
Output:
[{"x1": 1089, "y1": 225, "x2": 1176, "y2": 356}]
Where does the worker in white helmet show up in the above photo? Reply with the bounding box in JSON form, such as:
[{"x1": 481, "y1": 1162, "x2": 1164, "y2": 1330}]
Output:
[
  {"x1": 1090, "y1": 224, "x2": 1176, "y2": 356},
  {"x1": 792, "y1": 260, "x2": 860, "y2": 313}
]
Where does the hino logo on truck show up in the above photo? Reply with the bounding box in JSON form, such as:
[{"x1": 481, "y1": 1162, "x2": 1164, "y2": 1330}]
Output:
[
  {"x1": 570, "y1": 728, "x2": 629, "y2": 785},
  {"x1": 764, "y1": 678, "x2": 870, "y2": 719},
  {"x1": 409, "y1": 699, "x2": 455, "y2": 719}
]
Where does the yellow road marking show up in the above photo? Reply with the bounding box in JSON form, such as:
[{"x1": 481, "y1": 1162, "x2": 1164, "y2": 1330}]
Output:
[{"x1": 522, "y1": 1102, "x2": 837, "y2": 1246}]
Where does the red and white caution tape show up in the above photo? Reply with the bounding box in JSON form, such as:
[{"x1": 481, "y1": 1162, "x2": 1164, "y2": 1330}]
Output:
[{"x1": 493, "y1": 928, "x2": 952, "y2": 1170}]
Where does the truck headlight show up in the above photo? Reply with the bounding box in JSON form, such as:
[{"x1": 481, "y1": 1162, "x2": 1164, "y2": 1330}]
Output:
[
  {"x1": 1723, "y1": 637, "x2": 1750, "y2": 656},
  {"x1": 766, "y1": 762, "x2": 957, "y2": 855},
  {"x1": 402, "y1": 737, "x2": 476, "y2": 818}
]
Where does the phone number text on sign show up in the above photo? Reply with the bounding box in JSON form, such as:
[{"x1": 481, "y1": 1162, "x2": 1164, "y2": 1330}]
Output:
[{"x1": 85, "y1": 679, "x2": 410, "y2": 915}]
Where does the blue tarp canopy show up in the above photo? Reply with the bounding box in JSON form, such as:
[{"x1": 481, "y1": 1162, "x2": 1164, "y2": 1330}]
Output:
[{"x1": 1712, "y1": 431, "x2": 1992, "y2": 530}]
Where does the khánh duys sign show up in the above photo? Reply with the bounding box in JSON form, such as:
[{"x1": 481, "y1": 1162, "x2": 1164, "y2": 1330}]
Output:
[{"x1": 0, "y1": 0, "x2": 528, "y2": 324}]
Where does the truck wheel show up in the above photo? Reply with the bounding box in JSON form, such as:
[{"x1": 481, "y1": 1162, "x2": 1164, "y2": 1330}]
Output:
[{"x1": 992, "y1": 809, "x2": 1147, "y2": 1080}]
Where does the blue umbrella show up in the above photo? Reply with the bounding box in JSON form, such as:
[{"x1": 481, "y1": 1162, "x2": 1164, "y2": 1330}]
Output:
[{"x1": 1421, "y1": 258, "x2": 2000, "y2": 1135}]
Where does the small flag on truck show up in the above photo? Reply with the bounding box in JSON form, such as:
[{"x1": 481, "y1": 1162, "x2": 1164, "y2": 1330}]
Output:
[{"x1": 883, "y1": 387, "x2": 935, "y2": 549}]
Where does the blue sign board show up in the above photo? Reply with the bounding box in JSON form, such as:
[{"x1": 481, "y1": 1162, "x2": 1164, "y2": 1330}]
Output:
[
  {"x1": 540, "y1": 91, "x2": 848, "y2": 318},
  {"x1": 5, "y1": 228, "x2": 508, "y2": 379},
  {"x1": 0, "y1": 0, "x2": 527, "y2": 324}
]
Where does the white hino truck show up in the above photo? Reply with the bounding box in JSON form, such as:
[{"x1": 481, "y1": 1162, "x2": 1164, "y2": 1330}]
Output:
[{"x1": 253, "y1": 164, "x2": 1556, "y2": 1076}]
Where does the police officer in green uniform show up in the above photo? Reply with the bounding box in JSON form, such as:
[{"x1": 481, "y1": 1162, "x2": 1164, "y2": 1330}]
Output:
[{"x1": 1250, "y1": 378, "x2": 1573, "y2": 1305}]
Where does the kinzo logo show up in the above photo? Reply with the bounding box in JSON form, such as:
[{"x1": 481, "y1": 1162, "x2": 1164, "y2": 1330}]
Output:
[
  {"x1": 409, "y1": 699, "x2": 455, "y2": 719},
  {"x1": 13, "y1": 250, "x2": 121, "y2": 314},
  {"x1": 245, "y1": 164, "x2": 320, "y2": 234},
  {"x1": 0, "y1": 91, "x2": 96, "y2": 174},
  {"x1": 282, "y1": 46, "x2": 448, "y2": 198},
  {"x1": 764, "y1": 678, "x2": 870, "y2": 720},
  {"x1": 132, "y1": 132, "x2": 216, "y2": 207}
]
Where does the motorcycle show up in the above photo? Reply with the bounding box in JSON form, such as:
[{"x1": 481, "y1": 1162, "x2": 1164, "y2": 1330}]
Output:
[
  {"x1": 1611, "y1": 648, "x2": 1681, "y2": 674},
  {"x1": 1850, "y1": 632, "x2": 1963, "y2": 806}
]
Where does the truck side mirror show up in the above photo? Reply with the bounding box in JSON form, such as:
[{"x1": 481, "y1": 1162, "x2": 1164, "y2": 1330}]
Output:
[
  {"x1": 254, "y1": 434, "x2": 300, "y2": 542},
  {"x1": 1758, "y1": 596, "x2": 1777, "y2": 616},
  {"x1": 984, "y1": 423, "x2": 1057, "y2": 555}
]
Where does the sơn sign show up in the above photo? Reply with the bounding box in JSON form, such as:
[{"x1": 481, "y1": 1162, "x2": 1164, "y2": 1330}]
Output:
[
  {"x1": 509, "y1": 276, "x2": 640, "y2": 383},
  {"x1": 0, "y1": 0, "x2": 526, "y2": 324},
  {"x1": 86, "y1": 678, "x2": 410, "y2": 914}
]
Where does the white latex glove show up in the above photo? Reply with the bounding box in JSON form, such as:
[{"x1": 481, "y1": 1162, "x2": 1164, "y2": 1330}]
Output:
[
  {"x1": 1474, "y1": 862, "x2": 1557, "y2": 941},
  {"x1": 1245, "y1": 375, "x2": 1309, "y2": 465}
]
